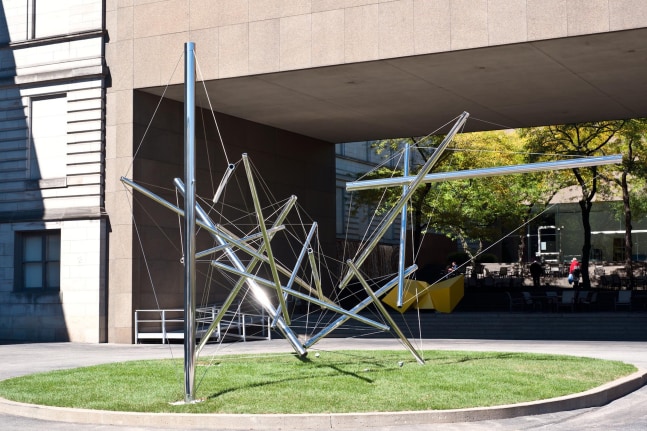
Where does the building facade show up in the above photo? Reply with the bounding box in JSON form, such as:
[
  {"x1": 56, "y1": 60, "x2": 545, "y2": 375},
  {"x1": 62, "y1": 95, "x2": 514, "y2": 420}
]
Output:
[
  {"x1": 0, "y1": 0, "x2": 107, "y2": 342},
  {"x1": 335, "y1": 141, "x2": 400, "y2": 244},
  {"x1": 1, "y1": 1, "x2": 646, "y2": 343}
]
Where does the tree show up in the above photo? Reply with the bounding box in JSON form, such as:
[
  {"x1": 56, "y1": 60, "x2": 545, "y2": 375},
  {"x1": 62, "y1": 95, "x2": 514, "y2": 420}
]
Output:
[
  {"x1": 521, "y1": 121, "x2": 628, "y2": 289},
  {"x1": 352, "y1": 131, "x2": 548, "y2": 270},
  {"x1": 430, "y1": 131, "x2": 527, "y2": 267},
  {"x1": 352, "y1": 135, "x2": 446, "y2": 267},
  {"x1": 602, "y1": 118, "x2": 647, "y2": 286}
]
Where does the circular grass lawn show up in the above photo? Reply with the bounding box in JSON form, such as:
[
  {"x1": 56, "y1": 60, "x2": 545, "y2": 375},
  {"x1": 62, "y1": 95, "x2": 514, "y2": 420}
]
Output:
[{"x1": 0, "y1": 349, "x2": 636, "y2": 414}]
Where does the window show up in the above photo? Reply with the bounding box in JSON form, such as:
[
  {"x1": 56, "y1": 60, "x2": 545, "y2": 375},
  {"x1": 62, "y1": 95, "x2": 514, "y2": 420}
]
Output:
[
  {"x1": 336, "y1": 187, "x2": 345, "y2": 235},
  {"x1": 15, "y1": 230, "x2": 61, "y2": 291},
  {"x1": 613, "y1": 237, "x2": 625, "y2": 262},
  {"x1": 335, "y1": 143, "x2": 344, "y2": 156},
  {"x1": 30, "y1": 0, "x2": 92, "y2": 39},
  {"x1": 3, "y1": 1, "x2": 102, "y2": 42},
  {"x1": 29, "y1": 95, "x2": 67, "y2": 180}
]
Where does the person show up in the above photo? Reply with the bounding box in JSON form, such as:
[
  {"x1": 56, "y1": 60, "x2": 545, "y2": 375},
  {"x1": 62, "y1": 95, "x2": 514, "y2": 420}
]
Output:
[
  {"x1": 569, "y1": 257, "x2": 581, "y2": 289},
  {"x1": 569, "y1": 257, "x2": 579, "y2": 274},
  {"x1": 445, "y1": 262, "x2": 458, "y2": 278},
  {"x1": 529, "y1": 260, "x2": 542, "y2": 288}
]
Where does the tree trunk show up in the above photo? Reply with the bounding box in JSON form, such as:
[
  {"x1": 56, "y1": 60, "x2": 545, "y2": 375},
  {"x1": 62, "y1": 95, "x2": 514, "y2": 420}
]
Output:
[
  {"x1": 518, "y1": 232, "x2": 526, "y2": 266},
  {"x1": 518, "y1": 206, "x2": 534, "y2": 266},
  {"x1": 621, "y1": 170, "x2": 634, "y2": 287},
  {"x1": 578, "y1": 199, "x2": 593, "y2": 289},
  {"x1": 459, "y1": 234, "x2": 482, "y2": 279},
  {"x1": 574, "y1": 165, "x2": 599, "y2": 290}
]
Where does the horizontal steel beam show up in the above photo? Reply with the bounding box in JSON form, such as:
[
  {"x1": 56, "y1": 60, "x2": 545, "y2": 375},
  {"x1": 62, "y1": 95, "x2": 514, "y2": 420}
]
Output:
[{"x1": 346, "y1": 154, "x2": 622, "y2": 191}]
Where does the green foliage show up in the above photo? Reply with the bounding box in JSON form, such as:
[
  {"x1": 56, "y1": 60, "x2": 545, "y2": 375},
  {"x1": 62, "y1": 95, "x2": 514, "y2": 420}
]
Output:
[
  {"x1": 519, "y1": 121, "x2": 627, "y2": 200},
  {"x1": 350, "y1": 118, "x2": 646, "y2": 268},
  {"x1": 520, "y1": 119, "x2": 647, "y2": 278},
  {"x1": 475, "y1": 253, "x2": 499, "y2": 263},
  {"x1": 353, "y1": 130, "x2": 557, "y2": 262},
  {"x1": 0, "y1": 350, "x2": 635, "y2": 414},
  {"x1": 604, "y1": 118, "x2": 647, "y2": 220}
]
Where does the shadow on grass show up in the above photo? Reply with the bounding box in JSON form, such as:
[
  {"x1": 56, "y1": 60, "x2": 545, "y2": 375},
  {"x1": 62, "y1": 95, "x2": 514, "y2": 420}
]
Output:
[{"x1": 203, "y1": 353, "x2": 399, "y2": 400}]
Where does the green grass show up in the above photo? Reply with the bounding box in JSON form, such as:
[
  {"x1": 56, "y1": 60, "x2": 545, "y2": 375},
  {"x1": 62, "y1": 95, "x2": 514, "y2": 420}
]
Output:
[{"x1": 0, "y1": 350, "x2": 636, "y2": 414}]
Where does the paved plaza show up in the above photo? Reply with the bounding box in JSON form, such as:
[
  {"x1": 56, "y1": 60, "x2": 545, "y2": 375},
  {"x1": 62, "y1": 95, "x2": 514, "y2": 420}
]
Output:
[{"x1": 1, "y1": 338, "x2": 647, "y2": 431}]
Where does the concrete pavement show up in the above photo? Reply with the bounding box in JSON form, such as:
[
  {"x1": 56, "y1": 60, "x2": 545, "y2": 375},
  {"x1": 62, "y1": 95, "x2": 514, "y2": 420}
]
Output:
[{"x1": 1, "y1": 339, "x2": 646, "y2": 430}]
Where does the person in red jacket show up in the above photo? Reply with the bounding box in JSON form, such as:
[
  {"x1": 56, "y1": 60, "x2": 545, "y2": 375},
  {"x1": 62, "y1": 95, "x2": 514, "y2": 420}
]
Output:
[
  {"x1": 569, "y1": 257, "x2": 581, "y2": 289},
  {"x1": 569, "y1": 257, "x2": 579, "y2": 274}
]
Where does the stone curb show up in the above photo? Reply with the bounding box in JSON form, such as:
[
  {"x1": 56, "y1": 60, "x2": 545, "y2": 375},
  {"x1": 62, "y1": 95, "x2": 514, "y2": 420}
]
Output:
[{"x1": 0, "y1": 369, "x2": 645, "y2": 430}]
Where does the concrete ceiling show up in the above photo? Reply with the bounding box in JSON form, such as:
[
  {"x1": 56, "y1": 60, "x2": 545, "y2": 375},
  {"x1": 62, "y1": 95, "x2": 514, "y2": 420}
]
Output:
[{"x1": 142, "y1": 28, "x2": 647, "y2": 143}]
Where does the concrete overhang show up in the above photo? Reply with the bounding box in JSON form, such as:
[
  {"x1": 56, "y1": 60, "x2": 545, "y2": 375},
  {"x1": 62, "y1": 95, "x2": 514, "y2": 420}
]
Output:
[{"x1": 141, "y1": 28, "x2": 647, "y2": 143}]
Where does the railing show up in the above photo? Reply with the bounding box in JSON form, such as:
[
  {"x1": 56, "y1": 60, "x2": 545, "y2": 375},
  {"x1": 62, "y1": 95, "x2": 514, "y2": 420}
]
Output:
[{"x1": 134, "y1": 305, "x2": 272, "y2": 344}]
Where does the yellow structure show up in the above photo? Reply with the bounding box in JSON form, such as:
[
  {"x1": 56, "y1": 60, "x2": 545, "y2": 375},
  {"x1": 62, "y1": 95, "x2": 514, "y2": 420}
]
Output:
[{"x1": 382, "y1": 276, "x2": 464, "y2": 313}]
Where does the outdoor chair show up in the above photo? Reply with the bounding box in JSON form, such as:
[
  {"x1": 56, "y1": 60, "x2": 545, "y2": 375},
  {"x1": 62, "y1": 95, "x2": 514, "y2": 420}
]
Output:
[
  {"x1": 614, "y1": 290, "x2": 632, "y2": 311},
  {"x1": 557, "y1": 290, "x2": 576, "y2": 312},
  {"x1": 579, "y1": 291, "x2": 598, "y2": 311},
  {"x1": 610, "y1": 273, "x2": 623, "y2": 289},
  {"x1": 482, "y1": 276, "x2": 495, "y2": 288},
  {"x1": 544, "y1": 291, "x2": 558, "y2": 312},
  {"x1": 522, "y1": 291, "x2": 539, "y2": 311},
  {"x1": 508, "y1": 292, "x2": 524, "y2": 311},
  {"x1": 598, "y1": 275, "x2": 610, "y2": 289},
  {"x1": 495, "y1": 277, "x2": 512, "y2": 289},
  {"x1": 508, "y1": 291, "x2": 537, "y2": 312},
  {"x1": 636, "y1": 276, "x2": 647, "y2": 290},
  {"x1": 512, "y1": 277, "x2": 524, "y2": 289}
]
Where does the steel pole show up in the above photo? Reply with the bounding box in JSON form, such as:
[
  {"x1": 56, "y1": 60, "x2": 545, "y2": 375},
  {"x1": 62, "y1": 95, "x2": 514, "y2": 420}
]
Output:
[
  {"x1": 183, "y1": 42, "x2": 196, "y2": 403},
  {"x1": 397, "y1": 143, "x2": 410, "y2": 307}
]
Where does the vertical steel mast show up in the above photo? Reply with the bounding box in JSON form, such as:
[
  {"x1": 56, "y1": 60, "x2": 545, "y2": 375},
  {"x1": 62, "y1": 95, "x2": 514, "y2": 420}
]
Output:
[
  {"x1": 396, "y1": 143, "x2": 410, "y2": 307},
  {"x1": 183, "y1": 41, "x2": 197, "y2": 403}
]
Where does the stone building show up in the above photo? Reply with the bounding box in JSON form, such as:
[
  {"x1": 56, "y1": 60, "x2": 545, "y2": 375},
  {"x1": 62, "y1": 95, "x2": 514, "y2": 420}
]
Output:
[
  {"x1": 1, "y1": 1, "x2": 646, "y2": 343},
  {"x1": 0, "y1": 1, "x2": 107, "y2": 342}
]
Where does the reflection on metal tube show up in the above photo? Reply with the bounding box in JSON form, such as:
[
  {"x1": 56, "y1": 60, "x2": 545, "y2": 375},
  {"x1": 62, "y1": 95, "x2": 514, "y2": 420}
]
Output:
[
  {"x1": 174, "y1": 178, "x2": 306, "y2": 357},
  {"x1": 211, "y1": 261, "x2": 390, "y2": 331},
  {"x1": 213, "y1": 163, "x2": 236, "y2": 203}
]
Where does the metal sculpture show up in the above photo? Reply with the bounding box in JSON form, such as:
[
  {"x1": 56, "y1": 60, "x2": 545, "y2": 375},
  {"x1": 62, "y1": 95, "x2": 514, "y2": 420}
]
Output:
[{"x1": 121, "y1": 42, "x2": 623, "y2": 402}]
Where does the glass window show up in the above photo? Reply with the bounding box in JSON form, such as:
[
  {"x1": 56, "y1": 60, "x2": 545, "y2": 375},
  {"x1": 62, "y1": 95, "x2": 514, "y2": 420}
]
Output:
[
  {"x1": 1, "y1": 1, "x2": 102, "y2": 43},
  {"x1": 29, "y1": 95, "x2": 67, "y2": 180},
  {"x1": 33, "y1": 0, "x2": 98, "y2": 39},
  {"x1": 336, "y1": 187, "x2": 345, "y2": 235},
  {"x1": 16, "y1": 230, "x2": 61, "y2": 291}
]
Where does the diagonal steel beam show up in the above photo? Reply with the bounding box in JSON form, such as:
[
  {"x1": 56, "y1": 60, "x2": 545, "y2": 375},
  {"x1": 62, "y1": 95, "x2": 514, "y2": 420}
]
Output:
[
  {"x1": 211, "y1": 261, "x2": 390, "y2": 331},
  {"x1": 338, "y1": 112, "x2": 469, "y2": 290},
  {"x1": 242, "y1": 154, "x2": 290, "y2": 324},
  {"x1": 174, "y1": 179, "x2": 306, "y2": 356},
  {"x1": 347, "y1": 260, "x2": 425, "y2": 365},
  {"x1": 304, "y1": 264, "x2": 417, "y2": 348}
]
